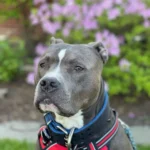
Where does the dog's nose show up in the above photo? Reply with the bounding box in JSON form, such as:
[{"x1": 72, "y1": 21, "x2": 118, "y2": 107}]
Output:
[{"x1": 40, "y1": 77, "x2": 60, "y2": 92}]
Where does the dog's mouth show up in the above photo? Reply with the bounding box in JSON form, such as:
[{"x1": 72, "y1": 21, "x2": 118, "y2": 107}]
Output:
[
  {"x1": 36, "y1": 98, "x2": 74, "y2": 117},
  {"x1": 36, "y1": 98, "x2": 59, "y2": 113}
]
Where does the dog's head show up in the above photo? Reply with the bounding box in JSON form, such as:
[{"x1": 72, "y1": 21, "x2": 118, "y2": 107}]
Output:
[{"x1": 34, "y1": 37, "x2": 108, "y2": 117}]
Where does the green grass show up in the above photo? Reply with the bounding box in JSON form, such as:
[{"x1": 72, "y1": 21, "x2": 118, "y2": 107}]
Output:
[
  {"x1": 0, "y1": 139, "x2": 35, "y2": 150},
  {"x1": 138, "y1": 145, "x2": 150, "y2": 150},
  {"x1": 0, "y1": 139, "x2": 149, "y2": 150}
]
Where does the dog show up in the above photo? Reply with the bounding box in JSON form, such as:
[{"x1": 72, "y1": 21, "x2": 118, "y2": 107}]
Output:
[{"x1": 34, "y1": 37, "x2": 134, "y2": 150}]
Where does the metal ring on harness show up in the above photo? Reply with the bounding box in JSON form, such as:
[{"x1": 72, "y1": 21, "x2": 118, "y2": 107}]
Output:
[
  {"x1": 64, "y1": 127, "x2": 75, "y2": 150},
  {"x1": 55, "y1": 124, "x2": 76, "y2": 150},
  {"x1": 56, "y1": 125, "x2": 68, "y2": 135}
]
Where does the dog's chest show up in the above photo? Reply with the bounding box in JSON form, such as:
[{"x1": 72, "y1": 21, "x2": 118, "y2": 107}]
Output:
[{"x1": 55, "y1": 110, "x2": 84, "y2": 129}]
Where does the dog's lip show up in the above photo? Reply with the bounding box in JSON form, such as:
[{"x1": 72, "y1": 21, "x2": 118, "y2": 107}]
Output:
[
  {"x1": 39, "y1": 98, "x2": 58, "y2": 106},
  {"x1": 36, "y1": 98, "x2": 76, "y2": 117},
  {"x1": 39, "y1": 101, "x2": 60, "y2": 113}
]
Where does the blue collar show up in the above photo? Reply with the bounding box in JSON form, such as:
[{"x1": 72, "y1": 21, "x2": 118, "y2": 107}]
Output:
[{"x1": 44, "y1": 91, "x2": 109, "y2": 135}]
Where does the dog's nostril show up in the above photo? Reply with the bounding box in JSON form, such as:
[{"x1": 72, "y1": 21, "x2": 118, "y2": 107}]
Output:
[
  {"x1": 50, "y1": 81, "x2": 58, "y2": 88},
  {"x1": 40, "y1": 77, "x2": 60, "y2": 92},
  {"x1": 40, "y1": 80, "x2": 47, "y2": 87}
]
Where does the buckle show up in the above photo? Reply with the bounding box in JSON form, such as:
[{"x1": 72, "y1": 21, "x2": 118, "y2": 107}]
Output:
[
  {"x1": 64, "y1": 127, "x2": 76, "y2": 150},
  {"x1": 56, "y1": 125, "x2": 76, "y2": 150},
  {"x1": 41, "y1": 127, "x2": 51, "y2": 145},
  {"x1": 44, "y1": 113, "x2": 76, "y2": 150}
]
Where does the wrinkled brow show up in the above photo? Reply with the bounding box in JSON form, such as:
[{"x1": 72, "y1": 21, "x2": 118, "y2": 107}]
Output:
[{"x1": 39, "y1": 54, "x2": 59, "y2": 64}]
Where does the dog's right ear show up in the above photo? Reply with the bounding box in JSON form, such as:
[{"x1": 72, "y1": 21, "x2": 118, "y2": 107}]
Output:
[
  {"x1": 51, "y1": 37, "x2": 64, "y2": 44},
  {"x1": 88, "y1": 41, "x2": 108, "y2": 64}
]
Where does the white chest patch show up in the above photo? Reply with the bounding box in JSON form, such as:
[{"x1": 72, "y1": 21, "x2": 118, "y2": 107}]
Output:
[{"x1": 55, "y1": 110, "x2": 84, "y2": 129}]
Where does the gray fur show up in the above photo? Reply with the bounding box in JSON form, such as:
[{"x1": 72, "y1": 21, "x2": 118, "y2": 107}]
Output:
[{"x1": 34, "y1": 42, "x2": 103, "y2": 116}]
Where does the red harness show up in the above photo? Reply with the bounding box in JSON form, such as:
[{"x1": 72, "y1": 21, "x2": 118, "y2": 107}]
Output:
[{"x1": 38, "y1": 118, "x2": 119, "y2": 150}]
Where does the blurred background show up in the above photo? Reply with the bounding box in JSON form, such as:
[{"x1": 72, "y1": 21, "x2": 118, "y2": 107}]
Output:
[{"x1": 0, "y1": 0, "x2": 150, "y2": 149}]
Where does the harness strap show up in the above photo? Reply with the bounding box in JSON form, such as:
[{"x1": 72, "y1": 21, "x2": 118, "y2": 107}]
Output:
[
  {"x1": 119, "y1": 119, "x2": 137, "y2": 150},
  {"x1": 38, "y1": 116, "x2": 119, "y2": 150},
  {"x1": 95, "y1": 118, "x2": 119, "y2": 149}
]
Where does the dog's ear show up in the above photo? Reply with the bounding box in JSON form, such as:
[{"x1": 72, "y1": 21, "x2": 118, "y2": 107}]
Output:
[
  {"x1": 51, "y1": 37, "x2": 64, "y2": 44},
  {"x1": 88, "y1": 41, "x2": 108, "y2": 64}
]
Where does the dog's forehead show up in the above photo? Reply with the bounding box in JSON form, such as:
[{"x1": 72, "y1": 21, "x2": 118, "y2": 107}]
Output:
[{"x1": 44, "y1": 43, "x2": 96, "y2": 61}]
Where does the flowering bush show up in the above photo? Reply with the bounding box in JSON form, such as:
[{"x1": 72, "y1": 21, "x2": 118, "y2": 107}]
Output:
[{"x1": 28, "y1": 0, "x2": 150, "y2": 100}]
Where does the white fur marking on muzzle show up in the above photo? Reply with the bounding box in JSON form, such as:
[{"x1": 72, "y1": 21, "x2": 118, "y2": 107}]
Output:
[{"x1": 58, "y1": 49, "x2": 67, "y2": 66}]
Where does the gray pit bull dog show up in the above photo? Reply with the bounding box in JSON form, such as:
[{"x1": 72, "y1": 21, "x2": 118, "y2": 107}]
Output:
[{"x1": 34, "y1": 37, "x2": 134, "y2": 150}]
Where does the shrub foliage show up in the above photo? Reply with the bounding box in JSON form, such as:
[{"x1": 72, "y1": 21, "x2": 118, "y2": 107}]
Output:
[
  {"x1": 28, "y1": 0, "x2": 150, "y2": 100},
  {"x1": 0, "y1": 40, "x2": 25, "y2": 82}
]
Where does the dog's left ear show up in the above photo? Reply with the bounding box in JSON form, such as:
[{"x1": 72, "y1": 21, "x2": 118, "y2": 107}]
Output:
[
  {"x1": 51, "y1": 37, "x2": 64, "y2": 44},
  {"x1": 88, "y1": 42, "x2": 108, "y2": 64}
]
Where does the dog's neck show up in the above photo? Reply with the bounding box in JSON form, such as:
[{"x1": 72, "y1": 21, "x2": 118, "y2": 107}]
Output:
[
  {"x1": 83, "y1": 80, "x2": 105, "y2": 125},
  {"x1": 54, "y1": 80, "x2": 108, "y2": 129}
]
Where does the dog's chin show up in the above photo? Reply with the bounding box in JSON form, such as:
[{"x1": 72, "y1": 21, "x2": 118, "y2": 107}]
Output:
[
  {"x1": 39, "y1": 103, "x2": 60, "y2": 114},
  {"x1": 39, "y1": 103, "x2": 75, "y2": 117},
  {"x1": 35, "y1": 99, "x2": 75, "y2": 117}
]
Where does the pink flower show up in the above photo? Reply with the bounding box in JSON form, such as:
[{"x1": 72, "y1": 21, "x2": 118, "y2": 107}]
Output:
[
  {"x1": 94, "y1": 3, "x2": 104, "y2": 16},
  {"x1": 62, "y1": 22, "x2": 73, "y2": 37},
  {"x1": 37, "y1": 4, "x2": 51, "y2": 22},
  {"x1": 118, "y1": 35, "x2": 124, "y2": 44},
  {"x1": 128, "y1": 112, "x2": 135, "y2": 119},
  {"x1": 26, "y1": 72, "x2": 35, "y2": 85},
  {"x1": 34, "y1": 57, "x2": 40, "y2": 66},
  {"x1": 52, "y1": 3, "x2": 62, "y2": 17},
  {"x1": 82, "y1": 17, "x2": 98, "y2": 30},
  {"x1": 107, "y1": 34, "x2": 120, "y2": 56},
  {"x1": 125, "y1": 0, "x2": 146, "y2": 14},
  {"x1": 39, "y1": 3, "x2": 49, "y2": 12},
  {"x1": 33, "y1": 0, "x2": 46, "y2": 5},
  {"x1": 39, "y1": 11, "x2": 51, "y2": 22},
  {"x1": 140, "y1": 9, "x2": 150, "y2": 19},
  {"x1": 143, "y1": 20, "x2": 150, "y2": 27},
  {"x1": 100, "y1": 0, "x2": 113, "y2": 10},
  {"x1": 62, "y1": 28, "x2": 70, "y2": 37},
  {"x1": 82, "y1": 4, "x2": 88, "y2": 15},
  {"x1": 107, "y1": 8, "x2": 120, "y2": 20},
  {"x1": 63, "y1": 4, "x2": 79, "y2": 16},
  {"x1": 35, "y1": 43, "x2": 47, "y2": 56},
  {"x1": 66, "y1": 0, "x2": 75, "y2": 5},
  {"x1": 88, "y1": 5, "x2": 97, "y2": 18},
  {"x1": 95, "y1": 32, "x2": 103, "y2": 41},
  {"x1": 42, "y1": 21, "x2": 61, "y2": 34},
  {"x1": 29, "y1": 13, "x2": 39, "y2": 25},
  {"x1": 119, "y1": 58, "x2": 131, "y2": 71},
  {"x1": 114, "y1": 0, "x2": 122, "y2": 5},
  {"x1": 95, "y1": 30, "x2": 120, "y2": 56},
  {"x1": 102, "y1": 30, "x2": 110, "y2": 37},
  {"x1": 109, "y1": 47, "x2": 120, "y2": 56}
]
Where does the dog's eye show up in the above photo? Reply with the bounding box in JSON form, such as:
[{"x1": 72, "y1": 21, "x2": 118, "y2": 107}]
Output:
[
  {"x1": 74, "y1": 66, "x2": 84, "y2": 72},
  {"x1": 39, "y1": 62, "x2": 45, "y2": 68}
]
